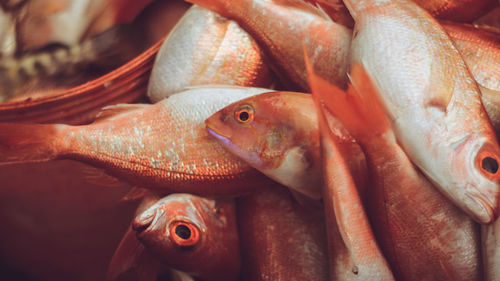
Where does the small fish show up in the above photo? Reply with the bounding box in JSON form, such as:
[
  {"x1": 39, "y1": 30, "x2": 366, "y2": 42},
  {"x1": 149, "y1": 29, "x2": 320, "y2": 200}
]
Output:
[
  {"x1": 147, "y1": 5, "x2": 273, "y2": 102},
  {"x1": 185, "y1": 0, "x2": 352, "y2": 91},
  {"x1": 237, "y1": 183, "x2": 329, "y2": 281},
  {"x1": 443, "y1": 22, "x2": 500, "y2": 138},
  {"x1": 0, "y1": 86, "x2": 272, "y2": 195},
  {"x1": 310, "y1": 63, "x2": 481, "y2": 281},
  {"x1": 413, "y1": 0, "x2": 496, "y2": 22},
  {"x1": 344, "y1": 0, "x2": 500, "y2": 224},
  {"x1": 133, "y1": 194, "x2": 240, "y2": 281},
  {"x1": 205, "y1": 91, "x2": 324, "y2": 199}
]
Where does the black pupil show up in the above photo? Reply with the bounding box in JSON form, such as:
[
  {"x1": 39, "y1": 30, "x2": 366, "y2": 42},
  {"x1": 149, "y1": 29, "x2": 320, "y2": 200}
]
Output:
[
  {"x1": 482, "y1": 157, "x2": 499, "y2": 174},
  {"x1": 239, "y1": 111, "x2": 249, "y2": 121},
  {"x1": 175, "y1": 224, "x2": 191, "y2": 239}
]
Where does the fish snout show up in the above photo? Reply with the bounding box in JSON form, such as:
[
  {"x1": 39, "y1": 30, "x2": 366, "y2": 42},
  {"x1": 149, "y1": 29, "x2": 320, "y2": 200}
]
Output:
[
  {"x1": 464, "y1": 190, "x2": 498, "y2": 224},
  {"x1": 132, "y1": 210, "x2": 157, "y2": 235}
]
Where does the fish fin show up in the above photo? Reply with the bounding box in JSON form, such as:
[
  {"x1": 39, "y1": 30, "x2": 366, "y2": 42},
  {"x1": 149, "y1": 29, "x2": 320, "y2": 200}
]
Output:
[
  {"x1": 107, "y1": 226, "x2": 146, "y2": 281},
  {"x1": 307, "y1": 60, "x2": 391, "y2": 142},
  {"x1": 82, "y1": 166, "x2": 126, "y2": 188},
  {"x1": 0, "y1": 123, "x2": 66, "y2": 165},
  {"x1": 93, "y1": 103, "x2": 149, "y2": 123},
  {"x1": 120, "y1": 187, "x2": 153, "y2": 202}
]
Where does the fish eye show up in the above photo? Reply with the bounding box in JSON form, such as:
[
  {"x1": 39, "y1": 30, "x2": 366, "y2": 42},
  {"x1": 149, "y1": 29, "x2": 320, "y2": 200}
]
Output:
[
  {"x1": 476, "y1": 150, "x2": 500, "y2": 180},
  {"x1": 234, "y1": 105, "x2": 254, "y2": 124},
  {"x1": 169, "y1": 221, "x2": 200, "y2": 247}
]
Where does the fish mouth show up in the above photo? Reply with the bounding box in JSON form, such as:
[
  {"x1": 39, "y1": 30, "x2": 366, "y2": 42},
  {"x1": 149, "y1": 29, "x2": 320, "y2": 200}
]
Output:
[
  {"x1": 132, "y1": 212, "x2": 156, "y2": 235},
  {"x1": 465, "y1": 192, "x2": 497, "y2": 224},
  {"x1": 206, "y1": 122, "x2": 231, "y2": 140}
]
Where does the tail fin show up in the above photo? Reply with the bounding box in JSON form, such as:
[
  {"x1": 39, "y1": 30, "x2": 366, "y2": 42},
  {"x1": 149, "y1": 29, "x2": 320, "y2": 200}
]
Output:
[
  {"x1": 0, "y1": 123, "x2": 65, "y2": 164},
  {"x1": 307, "y1": 62, "x2": 391, "y2": 142}
]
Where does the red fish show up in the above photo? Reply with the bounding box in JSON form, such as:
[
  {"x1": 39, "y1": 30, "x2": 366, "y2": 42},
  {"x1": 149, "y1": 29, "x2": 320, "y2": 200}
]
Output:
[
  {"x1": 185, "y1": 0, "x2": 352, "y2": 91},
  {"x1": 310, "y1": 63, "x2": 481, "y2": 280},
  {"x1": 133, "y1": 193, "x2": 240, "y2": 281},
  {"x1": 344, "y1": 0, "x2": 500, "y2": 224},
  {"x1": 0, "y1": 86, "x2": 273, "y2": 195},
  {"x1": 237, "y1": 183, "x2": 329, "y2": 281}
]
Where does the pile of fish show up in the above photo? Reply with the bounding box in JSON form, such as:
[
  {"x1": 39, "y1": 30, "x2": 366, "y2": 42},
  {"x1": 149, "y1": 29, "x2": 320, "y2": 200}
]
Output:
[{"x1": 1, "y1": 0, "x2": 500, "y2": 280}]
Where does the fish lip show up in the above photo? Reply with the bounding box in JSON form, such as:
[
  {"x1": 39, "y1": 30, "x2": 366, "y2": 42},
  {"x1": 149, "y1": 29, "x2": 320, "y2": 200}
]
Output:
[
  {"x1": 465, "y1": 192, "x2": 497, "y2": 224},
  {"x1": 206, "y1": 123, "x2": 230, "y2": 140},
  {"x1": 132, "y1": 212, "x2": 156, "y2": 235}
]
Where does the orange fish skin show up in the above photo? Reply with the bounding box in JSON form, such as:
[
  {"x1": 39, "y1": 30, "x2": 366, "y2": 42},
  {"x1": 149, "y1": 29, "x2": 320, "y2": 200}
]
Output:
[
  {"x1": 413, "y1": 0, "x2": 497, "y2": 22},
  {"x1": 133, "y1": 194, "x2": 240, "y2": 281},
  {"x1": 344, "y1": 0, "x2": 500, "y2": 224},
  {"x1": 148, "y1": 5, "x2": 273, "y2": 102},
  {"x1": 443, "y1": 22, "x2": 500, "y2": 137},
  {"x1": 206, "y1": 91, "x2": 324, "y2": 199},
  {"x1": 0, "y1": 87, "x2": 273, "y2": 196},
  {"x1": 236, "y1": 184, "x2": 329, "y2": 281},
  {"x1": 185, "y1": 0, "x2": 352, "y2": 91},
  {"x1": 312, "y1": 64, "x2": 481, "y2": 281}
]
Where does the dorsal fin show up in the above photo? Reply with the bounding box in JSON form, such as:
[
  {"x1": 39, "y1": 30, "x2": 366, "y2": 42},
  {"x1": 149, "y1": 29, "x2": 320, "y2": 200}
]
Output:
[{"x1": 93, "y1": 103, "x2": 149, "y2": 123}]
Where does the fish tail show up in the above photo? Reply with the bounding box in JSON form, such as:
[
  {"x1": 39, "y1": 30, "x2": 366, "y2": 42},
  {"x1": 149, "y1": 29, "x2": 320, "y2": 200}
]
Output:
[
  {"x1": 0, "y1": 123, "x2": 68, "y2": 164},
  {"x1": 307, "y1": 61, "x2": 390, "y2": 142}
]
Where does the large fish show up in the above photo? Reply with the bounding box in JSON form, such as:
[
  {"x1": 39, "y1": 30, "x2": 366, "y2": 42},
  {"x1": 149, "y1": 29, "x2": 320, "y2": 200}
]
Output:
[
  {"x1": 147, "y1": 5, "x2": 273, "y2": 102},
  {"x1": 443, "y1": 22, "x2": 500, "y2": 137},
  {"x1": 133, "y1": 194, "x2": 240, "y2": 281},
  {"x1": 185, "y1": 0, "x2": 352, "y2": 91},
  {"x1": 205, "y1": 91, "x2": 323, "y2": 199},
  {"x1": 0, "y1": 86, "x2": 272, "y2": 195},
  {"x1": 310, "y1": 64, "x2": 481, "y2": 281},
  {"x1": 343, "y1": 0, "x2": 500, "y2": 224},
  {"x1": 237, "y1": 183, "x2": 328, "y2": 281}
]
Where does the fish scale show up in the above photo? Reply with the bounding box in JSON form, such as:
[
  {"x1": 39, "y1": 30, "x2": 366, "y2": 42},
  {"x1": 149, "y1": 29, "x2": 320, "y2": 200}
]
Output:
[{"x1": 0, "y1": 87, "x2": 273, "y2": 195}]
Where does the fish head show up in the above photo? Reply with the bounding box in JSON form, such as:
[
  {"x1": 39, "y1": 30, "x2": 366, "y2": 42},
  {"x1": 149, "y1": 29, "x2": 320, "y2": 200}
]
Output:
[
  {"x1": 205, "y1": 91, "x2": 322, "y2": 199},
  {"x1": 132, "y1": 194, "x2": 240, "y2": 280},
  {"x1": 449, "y1": 133, "x2": 500, "y2": 224}
]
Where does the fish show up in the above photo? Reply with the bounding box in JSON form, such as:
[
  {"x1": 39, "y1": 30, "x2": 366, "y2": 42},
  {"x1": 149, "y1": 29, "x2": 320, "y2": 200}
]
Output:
[
  {"x1": 236, "y1": 183, "x2": 329, "y2": 281},
  {"x1": 310, "y1": 63, "x2": 481, "y2": 281},
  {"x1": 205, "y1": 91, "x2": 324, "y2": 199},
  {"x1": 0, "y1": 22, "x2": 150, "y2": 103},
  {"x1": 147, "y1": 5, "x2": 273, "y2": 102},
  {"x1": 15, "y1": 0, "x2": 153, "y2": 52},
  {"x1": 483, "y1": 218, "x2": 500, "y2": 281},
  {"x1": 443, "y1": 22, "x2": 500, "y2": 138},
  {"x1": 0, "y1": 86, "x2": 273, "y2": 195},
  {"x1": 344, "y1": 0, "x2": 500, "y2": 224},
  {"x1": 306, "y1": 61, "x2": 394, "y2": 280},
  {"x1": 185, "y1": 0, "x2": 352, "y2": 91},
  {"x1": 132, "y1": 193, "x2": 240, "y2": 281},
  {"x1": 412, "y1": 0, "x2": 496, "y2": 22}
]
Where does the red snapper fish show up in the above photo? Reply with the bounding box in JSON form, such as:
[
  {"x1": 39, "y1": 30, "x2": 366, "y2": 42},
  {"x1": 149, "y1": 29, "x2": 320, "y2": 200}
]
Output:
[
  {"x1": 237, "y1": 184, "x2": 329, "y2": 281},
  {"x1": 147, "y1": 5, "x2": 273, "y2": 102},
  {"x1": 133, "y1": 194, "x2": 240, "y2": 281},
  {"x1": 205, "y1": 91, "x2": 323, "y2": 199},
  {"x1": 443, "y1": 22, "x2": 500, "y2": 137},
  {"x1": 0, "y1": 86, "x2": 273, "y2": 196},
  {"x1": 344, "y1": 0, "x2": 500, "y2": 224},
  {"x1": 310, "y1": 64, "x2": 481, "y2": 281},
  {"x1": 185, "y1": 0, "x2": 352, "y2": 91},
  {"x1": 412, "y1": 0, "x2": 496, "y2": 22}
]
